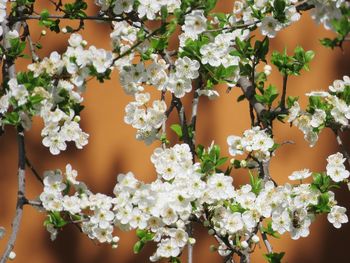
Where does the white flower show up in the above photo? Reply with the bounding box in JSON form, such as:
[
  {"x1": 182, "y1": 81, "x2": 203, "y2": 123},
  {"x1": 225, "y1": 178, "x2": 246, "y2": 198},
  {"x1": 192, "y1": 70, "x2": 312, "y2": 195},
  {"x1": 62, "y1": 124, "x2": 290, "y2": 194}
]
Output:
[
  {"x1": 68, "y1": 33, "x2": 83, "y2": 47},
  {"x1": 91, "y1": 209, "x2": 115, "y2": 229},
  {"x1": 175, "y1": 57, "x2": 200, "y2": 79},
  {"x1": 329, "y1": 79, "x2": 345, "y2": 93},
  {"x1": 260, "y1": 17, "x2": 282, "y2": 38},
  {"x1": 43, "y1": 171, "x2": 66, "y2": 193},
  {"x1": 113, "y1": 0, "x2": 133, "y2": 15},
  {"x1": 288, "y1": 169, "x2": 312, "y2": 181},
  {"x1": 8, "y1": 78, "x2": 28, "y2": 106},
  {"x1": 328, "y1": 205, "x2": 348, "y2": 228},
  {"x1": 157, "y1": 238, "x2": 180, "y2": 258},
  {"x1": 310, "y1": 109, "x2": 326, "y2": 128},
  {"x1": 197, "y1": 89, "x2": 220, "y2": 100},
  {"x1": 287, "y1": 101, "x2": 300, "y2": 122},
  {"x1": 207, "y1": 173, "x2": 235, "y2": 201},
  {"x1": 8, "y1": 251, "x2": 16, "y2": 260},
  {"x1": 224, "y1": 212, "x2": 244, "y2": 234},
  {"x1": 227, "y1": 135, "x2": 243, "y2": 156},
  {"x1": 167, "y1": 76, "x2": 192, "y2": 98},
  {"x1": 137, "y1": 0, "x2": 160, "y2": 20},
  {"x1": 182, "y1": 10, "x2": 207, "y2": 39},
  {"x1": 42, "y1": 133, "x2": 67, "y2": 155}
]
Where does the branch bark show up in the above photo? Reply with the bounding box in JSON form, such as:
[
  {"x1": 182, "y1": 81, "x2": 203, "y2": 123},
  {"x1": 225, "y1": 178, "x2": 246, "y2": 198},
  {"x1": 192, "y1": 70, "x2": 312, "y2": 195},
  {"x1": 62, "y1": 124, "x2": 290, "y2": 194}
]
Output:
[{"x1": 0, "y1": 132, "x2": 26, "y2": 263}]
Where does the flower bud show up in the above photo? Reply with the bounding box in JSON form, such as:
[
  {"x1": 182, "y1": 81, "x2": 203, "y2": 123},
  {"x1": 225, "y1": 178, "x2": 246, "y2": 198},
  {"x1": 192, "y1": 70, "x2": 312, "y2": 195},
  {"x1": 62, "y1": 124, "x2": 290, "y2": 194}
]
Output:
[
  {"x1": 188, "y1": 237, "x2": 196, "y2": 245},
  {"x1": 264, "y1": 64, "x2": 272, "y2": 76},
  {"x1": 240, "y1": 160, "x2": 247, "y2": 168},
  {"x1": 252, "y1": 235, "x2": 260, "y2": 243},
  {"x1": 9, "y1": 251, "x2": 16, "y2": 260},
  {"x1": 41, "y1": 30, "x2": 47, "y2": 36},
  {"x1": 241, "y1": 240, "x2": 249, "y2": 249},
  {"x1": 61, "y1": 27, "x2": 68, "y2": 33},
  {"x1": 208, "y1": 229, "x2": 215, "y2": 235},
  {"x1": 203, "y1": 220, "x2": 210, "y2": 227},
  {"x1": 209, "y1": 245, "x2": 217, "y2": 252}
]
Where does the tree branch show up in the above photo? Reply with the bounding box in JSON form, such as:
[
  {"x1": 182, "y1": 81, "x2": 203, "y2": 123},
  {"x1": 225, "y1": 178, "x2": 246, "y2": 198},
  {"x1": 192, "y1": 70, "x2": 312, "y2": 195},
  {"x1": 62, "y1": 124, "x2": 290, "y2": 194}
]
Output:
[
  {"x1": 333, "y1": 129, "x2": 350, "y2": 167},
  {"x1": 25, "y1": 157, "x2": 43, "y2": 185},
  {"x1": 0, "y1": 132, "x2": 26, "y2": 263}
]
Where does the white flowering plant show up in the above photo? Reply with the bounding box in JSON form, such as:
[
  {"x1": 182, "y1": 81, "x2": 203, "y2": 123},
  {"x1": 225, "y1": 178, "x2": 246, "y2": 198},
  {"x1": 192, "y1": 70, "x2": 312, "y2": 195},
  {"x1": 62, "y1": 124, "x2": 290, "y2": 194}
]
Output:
[{"x1": 0, "y1": 0, "x2": 349, "y2": 263}]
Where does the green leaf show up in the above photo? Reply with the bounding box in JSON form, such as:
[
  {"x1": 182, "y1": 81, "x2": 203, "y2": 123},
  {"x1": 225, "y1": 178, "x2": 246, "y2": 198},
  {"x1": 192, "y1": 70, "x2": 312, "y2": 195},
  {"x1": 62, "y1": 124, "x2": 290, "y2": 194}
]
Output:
[
  {"x1": 40, "y1": 9, "x2": 50, "y2": 20},
  {"x1": 264, "y1": 252, "x2": 285, "y2": 263},
  {"x1": 262, "y1": 221, "x2": 280, "y2": 239},
  {"x1": 171, "y1": 257, "x2": 181, "y2": 263},
  {"x1": 170, "y1": 124, "x2": 183, "y2": 140},
  {"x1": 133, "y1": 240, "x2": 145, "y2": 254},
  {"x1": 3, "y1": 112, "x2": 21, "y2": 126},
  {"x1": 48, "y1": 211, "x2": 67, "y2": 228},
  {"x1": 205, "y1": 0, "x2": 217, "y2": 13},
  {"x1": 249, "y1": 171, "x2": 263, "y2": 195}
]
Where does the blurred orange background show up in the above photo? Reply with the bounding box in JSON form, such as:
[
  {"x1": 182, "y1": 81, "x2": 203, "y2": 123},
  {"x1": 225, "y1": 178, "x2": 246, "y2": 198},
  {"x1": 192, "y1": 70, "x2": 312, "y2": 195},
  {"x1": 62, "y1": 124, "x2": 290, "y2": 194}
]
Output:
[{"x1": 1, "y1": 1, "x2": 350, "y2": 262}]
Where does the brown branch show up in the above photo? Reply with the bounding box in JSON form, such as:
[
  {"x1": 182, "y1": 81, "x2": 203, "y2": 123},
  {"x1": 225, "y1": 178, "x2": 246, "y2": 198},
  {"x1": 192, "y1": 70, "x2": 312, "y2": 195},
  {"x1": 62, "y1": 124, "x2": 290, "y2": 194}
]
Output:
[
  {"x1": 0, "y1": 132, "x2": 26, "y2": 263},
  {"x1": 237, "y1": 77, "x2": 266, "y2": 124},
  {"x1": 25, "y1": 157, "x2": 43, "y2": 185},
  {"x1": 333, "y1": 129, "x2": 350, "y2": 167}
]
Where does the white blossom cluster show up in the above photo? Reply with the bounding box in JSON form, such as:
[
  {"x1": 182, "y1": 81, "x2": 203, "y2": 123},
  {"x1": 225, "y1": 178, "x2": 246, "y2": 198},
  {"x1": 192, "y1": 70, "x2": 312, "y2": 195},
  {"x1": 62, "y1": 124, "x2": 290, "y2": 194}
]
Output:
[
  {"x1": 229, "y1": 0, "x2": 301, "y2": 38},
  {"x1": 95, "y1": 0, "x2": 181, "y2": 20},
  {"x1": 124, "y1": 92, "x2": 167, "y2": 144},
  {"x1": 288, "y1": 75, "x2": 350, "y2": 147},
  {"x1": 0, "y1": 33, "x2": 119, "y2": 154},
  {"x1": 309, "y1": 0, "x2": 348, "y2": 30},
  {"x1": 39, "y1": 142, "x2": 350, "y2": 261},
  {"x1": 326, "y1": 152, "x2": 350, "y2": 182},
  {"x1": 227, "y1": 127, "x2": 275, "y2": 161},
  {"x1": 198, "y1": 31, "x2": 243, "y2": 72}
]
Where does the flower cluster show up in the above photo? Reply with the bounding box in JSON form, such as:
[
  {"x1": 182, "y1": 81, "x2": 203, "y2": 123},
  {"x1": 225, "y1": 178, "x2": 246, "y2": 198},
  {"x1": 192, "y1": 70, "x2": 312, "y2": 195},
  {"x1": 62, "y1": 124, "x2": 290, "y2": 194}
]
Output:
[
  {"x1": 95, "y1": 0, "x2": 180, "y2": 21},
  {"x1": 309, "y1": 0, "x2": 348, "y2": 30},
  {"x1": 124, "y1": 93, "x2": 167, "y2": 144},
  {"x1": 0, "y1": 33, "x2": 118, "y2": 154},
  {"x1": 229, "y1": 0, "x2": 301, "y2": 38},
  {"x1": 326, "y1": 152, "x2": 350, "y2": 182},
  {"x1": 288, "y1": 75, "x2": 350, "y2": 146},
  {"x1": 38, "y1": 141, "x2": 350, "y2": 261},
  {"x1": 227, "y1": 127, "x2": 275, "y2": 162}
]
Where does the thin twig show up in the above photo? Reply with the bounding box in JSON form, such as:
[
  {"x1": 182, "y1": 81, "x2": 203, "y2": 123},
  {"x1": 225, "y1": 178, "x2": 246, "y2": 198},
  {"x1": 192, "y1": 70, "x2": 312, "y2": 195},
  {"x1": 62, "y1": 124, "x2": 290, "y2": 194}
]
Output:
[
  {"x1": 260, "y1": 223, "x2": 273, "y2": 254},
  {"x1": 25, "y1": 157, "x2": 43, "y2": 185},
  {"x1": 280, "y1": 75, "x2": 288, "y2": 111},
  {"x1": 333, "y1": 129, "x2": 350, "y2": 167}
]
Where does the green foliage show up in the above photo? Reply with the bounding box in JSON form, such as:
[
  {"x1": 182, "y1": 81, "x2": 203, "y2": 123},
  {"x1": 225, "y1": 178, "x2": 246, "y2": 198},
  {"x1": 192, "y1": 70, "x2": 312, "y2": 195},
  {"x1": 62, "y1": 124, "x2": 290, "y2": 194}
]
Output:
[
  {"x1": 320, "y1": 7, "x2": 350, "y2": 49},
  {"x1": 249, "y1": 172, "x2": 263, "y2": 195},
  {"x1": 44, "y1": 211, "x2": 68, "y2": 228},
  {"x1": 39, "y1": 9, "x2": 60, "y2": 33},
  {"x1": 311, "y1": 193, "x2": 331, "y2": 213},
  {"x1": 133, "y1": 229, "x2": 154, "y2": 254},
  {"x1": 64, "y1": 0, "x2": 88, "y2": 18},
  {"x1": 261, "y1": 221, "x2": 281, "y2": 239},
  {"x1": 255, "y1": 85, "x2": 279, "y2": 107},
  {"x1": 311, "y1": 172, "x2": 339, "y2": 193},
  {"x1": 264, "y1": 252, "x2": 285, "y2": 263},
  {"x1": 271, "y1": 47, "x2": 315, "y2": 76},
  {"x1": 273, "y1": 0, "x2": 286, "y2": 22},
  {"x1": 7, "y1": 38, "x2": 26, "y2": 59},
  {"x1": 196, "y1": 144, "x2": 228, "y2": 174}
]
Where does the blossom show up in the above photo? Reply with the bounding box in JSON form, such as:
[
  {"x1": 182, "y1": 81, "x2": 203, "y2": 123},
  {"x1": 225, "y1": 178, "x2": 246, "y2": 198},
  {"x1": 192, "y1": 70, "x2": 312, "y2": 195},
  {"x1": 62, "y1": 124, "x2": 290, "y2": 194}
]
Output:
[
  {"x1": 288, "y1": 169, "x2": 312, "y2": 181},
  {"x1": 328, "y1": 205, "x2": 348, "y2": 228},
  {"x1": 182, "y1": 10, "x2": 207, "y2": 39},
  {"x1": 260, "y1": 17, "x2": 282, "y2": 38}
]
